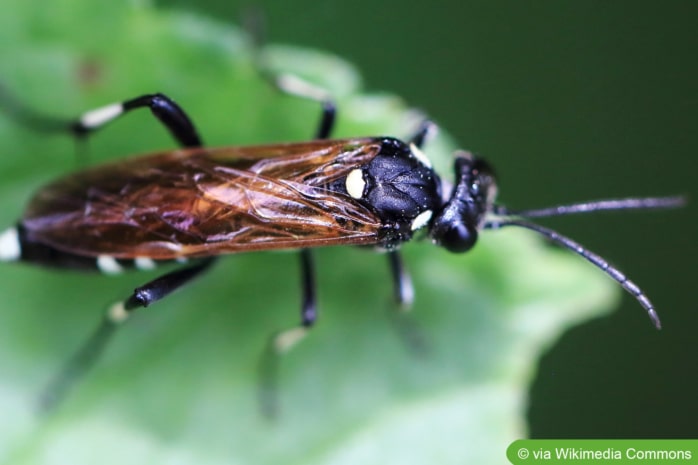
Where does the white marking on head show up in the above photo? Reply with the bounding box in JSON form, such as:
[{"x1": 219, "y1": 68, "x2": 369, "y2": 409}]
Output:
[
  {"x1": 410, "y1": 209, "x2": 433, "y2": 231},
  {"x1": 345, "y1": 169, "x2": 366, "y2": 199},
  {"x1": 97, "y1": 255, "x2": 123, "y2": 275},
  {"x1": 409, "y1": 143, "x2": 432, "y2": 168},
  {"x1": 175, "y1": 256, "x2": 189, "y2": 264},
  {"x1": 134, "y1": 256, "x2": 156, "y2": 271},
  {"x1": 108, "y1": 301, "x2": 130, "y2": 324},
  {"x1": 0, "y1": 227, "x2": 21, "y2": 261},
  {"x1": 80, "y1": 103, "x2": 124, "y2": 129}
]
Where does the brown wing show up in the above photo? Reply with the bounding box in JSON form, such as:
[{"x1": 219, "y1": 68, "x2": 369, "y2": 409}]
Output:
[{"x1": 21, "y1": 139, "x2": 384, "y2": 259}]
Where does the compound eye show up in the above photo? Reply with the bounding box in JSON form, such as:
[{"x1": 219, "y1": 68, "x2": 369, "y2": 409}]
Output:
[{"x1": 434, "y1": 221, "x2": 478, "y2": 253}]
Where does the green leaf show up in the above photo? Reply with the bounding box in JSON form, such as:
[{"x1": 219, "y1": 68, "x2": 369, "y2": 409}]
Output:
[{"x1": 0, "y1": 1, "x2": 616, "y2": 463}]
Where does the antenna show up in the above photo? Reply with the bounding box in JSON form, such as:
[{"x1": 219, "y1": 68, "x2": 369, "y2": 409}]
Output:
[
  {"x1": 493, "y1": 196, "x2": 686, "y2": 219},
  {"x1": 486, "y1": 195, "x2": 685, "y2": 329}
]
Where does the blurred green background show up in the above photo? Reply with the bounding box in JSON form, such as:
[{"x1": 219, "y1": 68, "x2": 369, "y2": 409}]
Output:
[{"x1": 155, "y1": 0, "x2": 698, "y2": 437}]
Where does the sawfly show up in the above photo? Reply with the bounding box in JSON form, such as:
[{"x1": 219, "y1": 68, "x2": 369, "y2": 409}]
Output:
[{"x1": 0, "y1": 73, "x2": 684, "y2": 412}]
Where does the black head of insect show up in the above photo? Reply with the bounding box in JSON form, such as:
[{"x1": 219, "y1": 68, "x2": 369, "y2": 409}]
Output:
[{"x1": 429, "y1": 151, "x2": 497, "y2": 253}]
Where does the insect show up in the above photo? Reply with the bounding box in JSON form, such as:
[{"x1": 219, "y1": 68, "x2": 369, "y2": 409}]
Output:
[{"x1": 0, "y1": 74, "x2": 684, "y2": 412}]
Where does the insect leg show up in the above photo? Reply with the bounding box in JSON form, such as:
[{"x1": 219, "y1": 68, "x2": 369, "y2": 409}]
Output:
[
  {"x1": 258, "y1": 249, "x2": 317, "y2": 417},
  {"x1": 388, "y1": 250, "x2": 414, "y2": 308},
  {"x1": 74, "y1": 94, "x2": 203, "y2": 147},
  {"x1": 252, "y1": 36, "x2": 336, "y2": 140},
  {"x1": 253, "y1": 56, "x2": 338, "y2": 414},
  {"x1": 380, "y1": 122, "x2": 440, "y2": 353},
  {"x1": 380, "y1": 121, "x2": 438, "y2": 306},
  {"x1": 385, "y1": 248, "x2": 431, "y2": 356},
  {"x1": 408, "y1": 120, "x2": 438, "y2": 148},
  {"x1": 266, "y1": 73, "x2": 337, "y2": 140},
  {"x1": 39, "y1": 258, "x2": 216, "y2": 412},
  {"x1": 276, "y1": 249, "x2": 317, "y2": 349},
  {"x1": 299, "y1": 249, "x2": 318, "y2": 327},
  {"x1": 381, "y1": 122, "x2": 438, "y2": 307},
  {"x1": 0, "y1": 85, "x2": 202, "y2": 148},
  {"x1": 246, "y1": 10, "x2": 336, "y2": 139}
]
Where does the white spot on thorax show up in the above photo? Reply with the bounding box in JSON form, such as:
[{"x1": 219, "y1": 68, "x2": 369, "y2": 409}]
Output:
[
  {"x1": 410, "y1": 209, "x2": 433, "y2": 231},
  {"x1": 80, "y1": 103, "x2": 124, "y2": 129},
  {"x1": 0, "y1": 227, "x2": 21, "y2": 261},
  {"x1": 97, "y1": 255, "x2": 123, "y2": 275},
  {"x1": 409, "y1": 143, "x2": 432, "y2": 168},
  {"x1": 345, "y1": 169, "x2": 366, "y2": 199}
]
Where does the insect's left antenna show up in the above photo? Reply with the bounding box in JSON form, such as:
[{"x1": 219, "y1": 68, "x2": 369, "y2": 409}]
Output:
[
  {"x1": 486, "y1": 218, "x2": 663, "y2": 329},
  {"x1": 485, "y1": 193, "x2": 685, "y2": 329}
]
